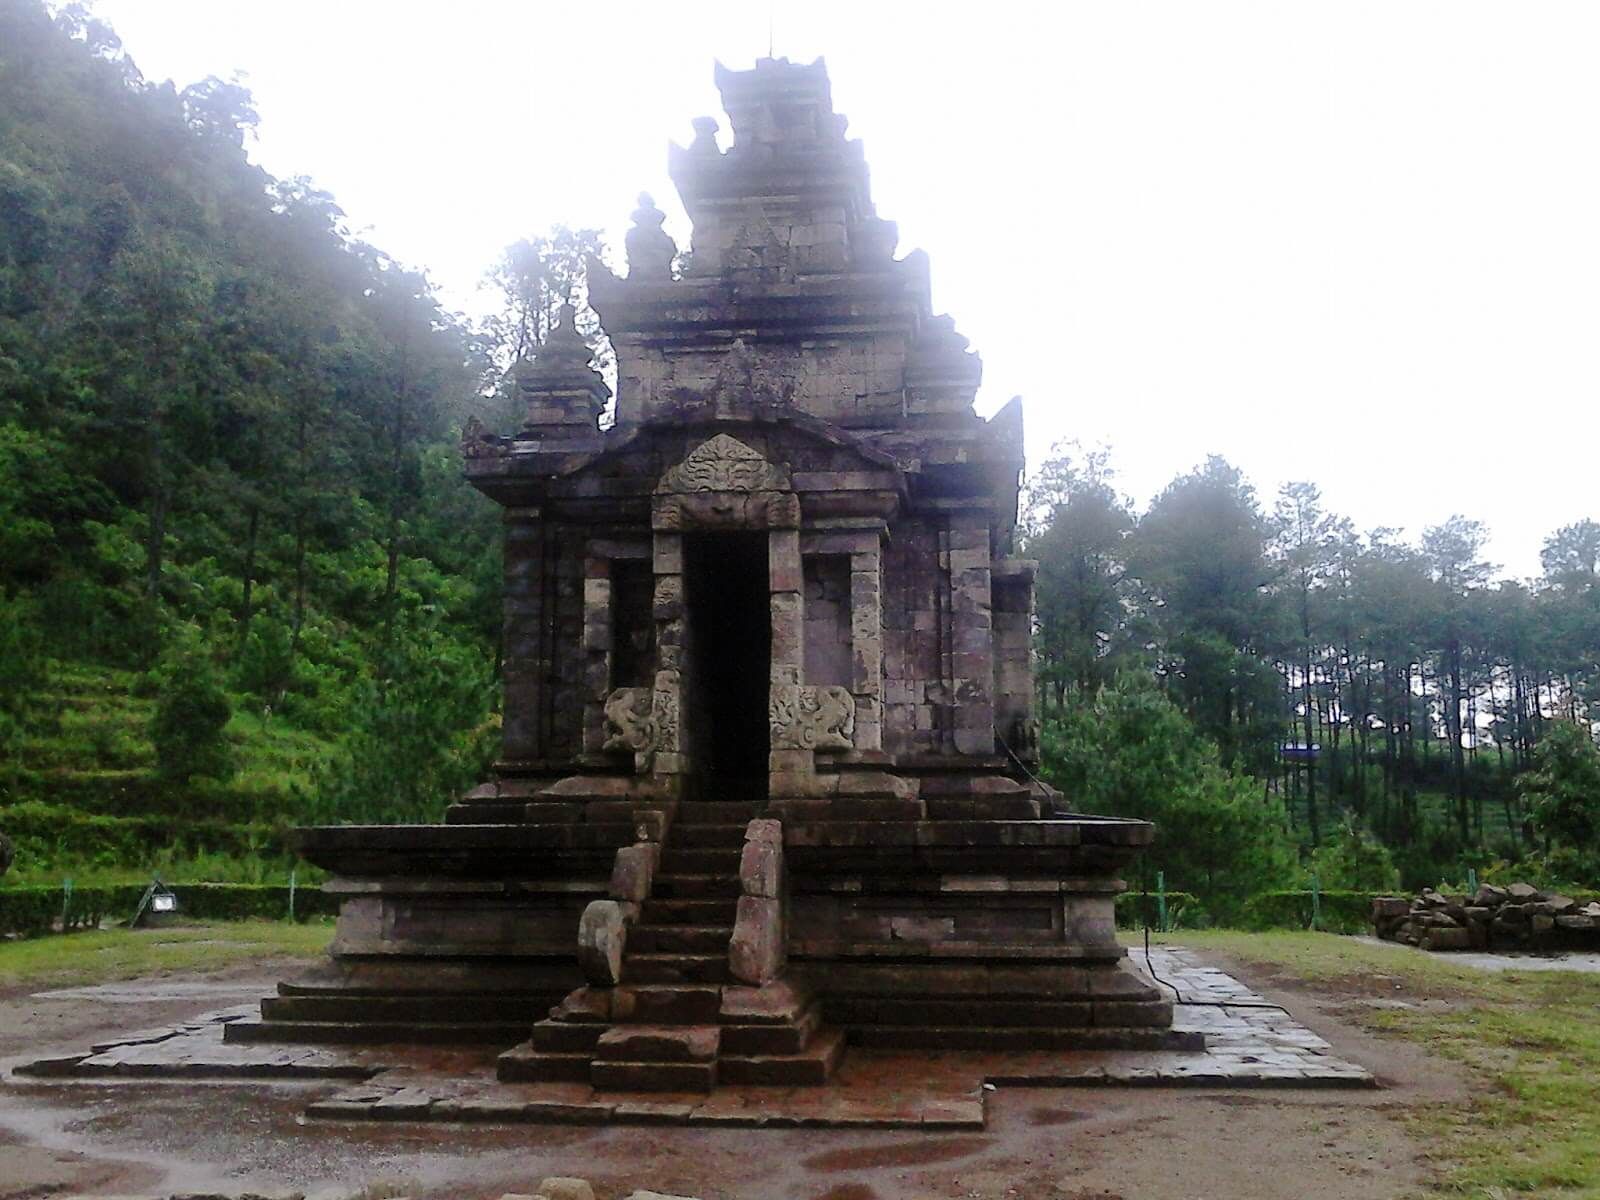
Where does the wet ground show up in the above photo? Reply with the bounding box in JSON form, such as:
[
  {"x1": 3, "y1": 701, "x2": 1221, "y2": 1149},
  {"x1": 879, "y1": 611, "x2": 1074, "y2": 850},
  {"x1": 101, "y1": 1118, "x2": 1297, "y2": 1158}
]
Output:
[
  {"x1": 0, "y1": 949, "x2": 1464, "y2": 1200},
  {"x1": 1350, "y1": 934, "x2": 1600, "y2": 973}
]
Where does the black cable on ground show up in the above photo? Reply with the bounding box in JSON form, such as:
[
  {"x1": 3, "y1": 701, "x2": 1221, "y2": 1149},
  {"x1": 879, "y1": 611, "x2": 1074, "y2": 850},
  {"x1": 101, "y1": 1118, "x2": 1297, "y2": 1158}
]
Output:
[{"x1": 1140, "y1": 901, "x2": 1293, "y2": 1016}]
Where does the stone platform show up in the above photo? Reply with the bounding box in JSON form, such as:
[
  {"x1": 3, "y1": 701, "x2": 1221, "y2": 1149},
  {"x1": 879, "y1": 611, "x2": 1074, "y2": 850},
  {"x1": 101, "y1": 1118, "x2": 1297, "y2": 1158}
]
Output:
[{"x1": 14, "y1": 948, "x2": 1373, "y2": 1129}]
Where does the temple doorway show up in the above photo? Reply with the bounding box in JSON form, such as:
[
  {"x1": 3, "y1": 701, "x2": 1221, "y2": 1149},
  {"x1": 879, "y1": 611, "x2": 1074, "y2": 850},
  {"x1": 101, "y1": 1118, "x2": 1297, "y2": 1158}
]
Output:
[{"x1": 685, "y1": 532, "x2": 771, "y2": 792}]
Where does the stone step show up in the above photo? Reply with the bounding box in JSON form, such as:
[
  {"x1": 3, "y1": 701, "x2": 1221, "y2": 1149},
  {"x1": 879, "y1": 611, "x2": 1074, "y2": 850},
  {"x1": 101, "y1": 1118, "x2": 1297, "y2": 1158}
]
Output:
[
  {"x1": 224, "y1": 1018, "x2": 528, "y2": 1046},
  {"x1": 594, "y1": 1024, "x2": 719, "y2": 1063},
  {"x1": 623, "y1": 953, "x2": 732, "y2": 984},
  {"x1": 591, "y1": 1059, "x2": 716, "y2": 1092},
  {"x1": 651, "y1": 873, "x2": 741, "y2": 898},
  {"x1": 678, "y1": 800, "x2": 761, "y2": 823},
  {"x1": 261, "y1": 994, "x2": 547, "y2": 1024},
  {"x1": 660, "y1": 847, "x2": 743, "y2": 873},
  {"x1": 613, "y1": 984, "x2": 724, "y2": 1024},
  {"x1": 718, "y1": 1027, "x2": 845, "y2": 1086},
  {"x1": 668, "y1": 823, "x2": 749, "y2": 848},
  {"x1": 847, "y1": 1025, "x2": 1207, "y2": 1052},
  {"x1": 497, "y1": 1043, "x2": 591, "y2": 1083},
  {"x1": 530, "y1": 1019, "x2": 604, "y2": 1054},
  {"x1": 720, "y1": 979, "x2": 812, "y2": 1025},
  {"x1": 720, "y1": 1004, "x2": 822, "y2": 1056},
  {"x1": 641, "y1": 897, "x2": 738, "y2": 925},
  {"x1": 826, "y1": 997, "x2": 1098, "y2": 1028},
  {"x1": 629, "y1": 924, "x2": 735, "y2": 954}
]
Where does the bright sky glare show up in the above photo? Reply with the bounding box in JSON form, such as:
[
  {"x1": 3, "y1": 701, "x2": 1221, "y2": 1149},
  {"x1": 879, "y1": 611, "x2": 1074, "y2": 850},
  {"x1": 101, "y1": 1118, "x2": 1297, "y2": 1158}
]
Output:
[{"x1": 92, "y1": 0, "x2": 1600, "y2": 578}]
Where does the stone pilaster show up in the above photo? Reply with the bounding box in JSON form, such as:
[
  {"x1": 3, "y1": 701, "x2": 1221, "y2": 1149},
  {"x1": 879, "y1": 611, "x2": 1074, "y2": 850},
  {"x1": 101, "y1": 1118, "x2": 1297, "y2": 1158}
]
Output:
[
  {"x1": 651, "y1": 532, "x2": 686, "y2": 776},
  {"x1": 501, "y1": 507, "x2": 546, "y2": 763},
  {"x1": 947, "y1": 513, "x2": 995, "y2": 757},
  {"x1": 768, "y1": 527, "x2": 811, "y2": 778},
  {"x1": 581, "y1": 558, "x2": 612, "y2": 755},
  {"x1": 849, "y1": 548, "x2": 883, "y2": 751}
]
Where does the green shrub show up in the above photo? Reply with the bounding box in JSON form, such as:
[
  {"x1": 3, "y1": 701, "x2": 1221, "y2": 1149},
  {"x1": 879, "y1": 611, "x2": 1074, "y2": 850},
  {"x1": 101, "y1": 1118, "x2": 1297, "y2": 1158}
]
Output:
[
  {"x1": 0, "y1": 881, "x2": 337, "y2": 937},
  {"x1": 1115, "y1": 890, "x2": 1207, "y2": 930},
  {"x1": 0, "y1": 800, "x2": 290, "y2": 874},
  {"x1": 150, "y1": 649, "x2": 235, "y2": 784},
  {"x1": 1238, "y1": 889, "x2": 1375, "y2": 934}
]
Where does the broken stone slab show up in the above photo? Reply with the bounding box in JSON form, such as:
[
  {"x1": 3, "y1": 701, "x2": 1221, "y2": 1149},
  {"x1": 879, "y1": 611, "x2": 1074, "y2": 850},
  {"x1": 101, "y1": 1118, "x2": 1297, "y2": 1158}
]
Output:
[
  {"x1": 1507, "y1": 882, "x2": 1541, "y2": 901},
  {"x1": 578, "y1": 900, "x2": 629, "y2": 985}
]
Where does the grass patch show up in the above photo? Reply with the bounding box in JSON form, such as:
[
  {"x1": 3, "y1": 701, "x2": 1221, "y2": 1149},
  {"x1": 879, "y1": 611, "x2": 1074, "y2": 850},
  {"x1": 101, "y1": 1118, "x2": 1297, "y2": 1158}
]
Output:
[
  {"x1": 0, "y1": 919, "x2": 331, "y2": 991},
  {"x1": 1156, "y1": 931, "x2": 1600, "y2": 1198}
]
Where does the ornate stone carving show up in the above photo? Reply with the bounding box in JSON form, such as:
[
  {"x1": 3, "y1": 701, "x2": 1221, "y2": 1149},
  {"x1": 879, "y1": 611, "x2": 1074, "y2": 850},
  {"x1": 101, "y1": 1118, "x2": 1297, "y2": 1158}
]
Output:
[
  {"x1": 656, "y1": 433, "x2": 790, "y2": 494},
  {"x1": 602, "y1": 675, "x2": 681, "y2": 763},
  {"x1": 460, "y1": 415, "x2": 507, "y2": 459},
  {"x1": 769, "y1": 684, "x2": 855, "y2": 750},
  {"x1": 602, "y1": 687, "x2": 657, "y2": 754}
]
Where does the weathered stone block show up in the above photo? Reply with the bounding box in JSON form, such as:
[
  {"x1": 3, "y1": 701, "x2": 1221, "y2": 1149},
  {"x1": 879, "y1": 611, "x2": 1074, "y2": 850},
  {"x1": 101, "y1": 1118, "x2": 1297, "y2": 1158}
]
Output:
[
  {"x1": 609, "y1": 843, "x2": 659, "y2": 903},
  {"x1": 740, "y1": 838, "x2": 783, "y2": 898},
  {"x1": 729, "y1": 895, "x2": 784, "y2": 984},
  {"x1": 577, "y1": 900, "x2": 628, "y2": 984}
]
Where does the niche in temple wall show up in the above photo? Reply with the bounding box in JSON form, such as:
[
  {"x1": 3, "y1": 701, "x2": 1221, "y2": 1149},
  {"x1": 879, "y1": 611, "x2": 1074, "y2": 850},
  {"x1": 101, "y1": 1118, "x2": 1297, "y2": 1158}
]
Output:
[{"x1": 802, "y1": 555, "x2": 852, "y2": 688}]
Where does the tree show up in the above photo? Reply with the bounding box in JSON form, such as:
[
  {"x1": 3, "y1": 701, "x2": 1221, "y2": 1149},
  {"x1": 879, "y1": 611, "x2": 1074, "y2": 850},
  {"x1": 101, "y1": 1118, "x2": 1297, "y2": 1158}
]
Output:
[
  {"x1": 1422, "y1": 516, "x2": 1494, "y2": 843},
  {"x1": 1022, "y1": 444, "x2": 1137, "y2": 705},
  {"x1": 1040, "y1": 674, "x2": 1294, "y2": 913},
  {"x1": 308, "y1": 613, "x2": 495, "y2": 825},
  {"x1": 1131, "y1": 456, "x2": 1281, "y2": 770},
  {"x1": 1520, "y1": 721, "x2": 1600, "y2": 855},
  {"x1": 150, "y1": 650, "x2": 234, "y2": 784},
  {"x1": 1270, "y1": 481, "x2": 1340, "y2": 844}
]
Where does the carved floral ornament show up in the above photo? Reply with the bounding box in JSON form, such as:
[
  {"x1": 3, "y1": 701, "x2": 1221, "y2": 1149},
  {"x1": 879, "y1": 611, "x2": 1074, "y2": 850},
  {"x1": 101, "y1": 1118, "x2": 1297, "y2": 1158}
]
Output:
[{"x1": 656, "y1": 433, "x2": 790, "y2": 495}]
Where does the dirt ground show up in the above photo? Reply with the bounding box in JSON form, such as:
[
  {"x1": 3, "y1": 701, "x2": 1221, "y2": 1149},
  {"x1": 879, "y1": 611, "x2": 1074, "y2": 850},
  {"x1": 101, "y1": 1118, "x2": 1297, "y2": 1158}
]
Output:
[{"x1": 0, "y1": 951, "x2": 1469, "y2": 1200}]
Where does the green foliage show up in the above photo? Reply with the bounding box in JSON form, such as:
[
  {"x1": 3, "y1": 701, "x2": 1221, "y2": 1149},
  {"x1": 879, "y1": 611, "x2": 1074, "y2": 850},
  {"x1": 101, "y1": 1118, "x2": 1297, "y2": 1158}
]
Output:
[
  {"x1": 0, "y1": 882, "x2": 336, "y2": 938},
  {"x1": 0, "y1": 592, "x2": 47, "y2": 798},
  {"x1": 1040, "y1": 674, "x2": 1296, "y2": 917},
  {"x1": 1520, "y1": 720, "x2": 1600, "y2": 854},
  {"x1": 232, "y1": 614, "x2": 293, "y2": 708},
  {"x1": 1303, "y1": 816, "x2": 1400, "y2": 892},
  {"x1": 307, "y1": 613, "x2": 496, "y2": 825},
  {"x1": 1237, "y1": 889, "x2": 1374, "y2": 934},
  {"x1": 149, "y1": 648, "x2": 234, "y2": 784}
]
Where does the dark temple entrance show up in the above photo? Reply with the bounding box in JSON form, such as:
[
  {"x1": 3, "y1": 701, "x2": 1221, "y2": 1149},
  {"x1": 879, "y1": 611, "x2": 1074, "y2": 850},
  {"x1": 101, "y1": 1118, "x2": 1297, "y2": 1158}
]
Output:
[{"x1": 685, "y1": 532, "x2": 770, "y2": 792}]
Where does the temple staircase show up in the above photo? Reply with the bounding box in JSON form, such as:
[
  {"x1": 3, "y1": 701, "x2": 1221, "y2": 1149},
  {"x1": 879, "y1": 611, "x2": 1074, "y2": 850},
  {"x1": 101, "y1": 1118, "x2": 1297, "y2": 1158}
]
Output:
[{"x1": 499, "y1": 794, "x2": 844, "y2": 1090}]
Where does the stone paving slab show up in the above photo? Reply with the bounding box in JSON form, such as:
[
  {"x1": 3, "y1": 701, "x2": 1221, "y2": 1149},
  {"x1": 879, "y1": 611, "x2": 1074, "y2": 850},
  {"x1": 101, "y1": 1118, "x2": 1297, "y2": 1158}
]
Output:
[{"x1": 11, "y1": 946, "x2": 1373, "y2": 1127}]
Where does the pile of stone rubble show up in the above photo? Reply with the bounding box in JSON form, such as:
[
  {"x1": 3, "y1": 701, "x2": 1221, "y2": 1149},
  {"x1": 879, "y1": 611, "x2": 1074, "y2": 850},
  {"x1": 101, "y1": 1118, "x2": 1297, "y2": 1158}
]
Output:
[{"x1": 1372, "y1": 882, "x2": 1600, "y2": 951}]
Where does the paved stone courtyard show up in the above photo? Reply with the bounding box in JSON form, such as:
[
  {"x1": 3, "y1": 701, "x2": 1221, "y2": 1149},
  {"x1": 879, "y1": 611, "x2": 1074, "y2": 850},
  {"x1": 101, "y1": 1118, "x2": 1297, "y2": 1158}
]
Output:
[{"x1": 15, "y1": 947, "x2": 1372, "y2": 1131}]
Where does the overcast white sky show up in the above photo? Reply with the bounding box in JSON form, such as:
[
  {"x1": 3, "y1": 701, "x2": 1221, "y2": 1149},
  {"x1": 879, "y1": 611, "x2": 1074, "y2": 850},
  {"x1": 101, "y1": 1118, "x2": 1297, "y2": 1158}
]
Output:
[{"x1": 93, "y1": 1, "x2": 1600, "y2": 578}]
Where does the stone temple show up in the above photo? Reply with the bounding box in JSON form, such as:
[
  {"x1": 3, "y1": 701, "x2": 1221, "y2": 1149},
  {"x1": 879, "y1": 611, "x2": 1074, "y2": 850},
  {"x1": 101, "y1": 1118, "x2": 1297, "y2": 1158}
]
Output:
[{"x1": 237, "y1": 57, "x2": 1191, "y2": 1090}]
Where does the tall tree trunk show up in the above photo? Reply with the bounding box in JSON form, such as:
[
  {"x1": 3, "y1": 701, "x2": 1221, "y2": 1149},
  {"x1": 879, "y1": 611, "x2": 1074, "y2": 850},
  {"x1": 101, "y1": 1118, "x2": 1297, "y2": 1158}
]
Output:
[{"x1": 240, "y1": 504, "x2": 259, "y2": 628}]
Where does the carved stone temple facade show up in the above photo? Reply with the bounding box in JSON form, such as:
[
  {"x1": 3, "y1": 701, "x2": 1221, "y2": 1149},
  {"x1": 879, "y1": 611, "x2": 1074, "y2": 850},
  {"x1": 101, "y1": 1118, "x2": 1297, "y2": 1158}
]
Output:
[{"x1": 239, "y1": 58, "x2": 1194, "y2": 1089}]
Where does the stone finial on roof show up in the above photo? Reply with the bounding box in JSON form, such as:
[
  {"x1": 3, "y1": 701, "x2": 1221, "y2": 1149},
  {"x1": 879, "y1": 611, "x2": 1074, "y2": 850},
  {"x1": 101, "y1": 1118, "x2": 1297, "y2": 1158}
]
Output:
[
  {"x1": 689, "y1": 116, "x2": 720, "y2": 156},
  {"x1": 514, "y1": 303, "x2": 611, "y2": 438},
  {"x1": 625, "y1": 193, "x2": 677, "y2": 281}
]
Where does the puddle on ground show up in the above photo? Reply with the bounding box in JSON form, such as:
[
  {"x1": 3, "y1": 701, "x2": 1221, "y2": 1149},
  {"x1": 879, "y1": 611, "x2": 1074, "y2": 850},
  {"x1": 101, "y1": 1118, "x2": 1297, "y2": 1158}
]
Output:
[
  {"x1": 802, "y1": 1135, "x2": 992, "y2": 1172},
  {"x1": 1027, "y1": 1106, "x2": 1092, "y2": 1127},
  {"x1": 35, "y1": 981, "x2": 268, "y2": 1002}
]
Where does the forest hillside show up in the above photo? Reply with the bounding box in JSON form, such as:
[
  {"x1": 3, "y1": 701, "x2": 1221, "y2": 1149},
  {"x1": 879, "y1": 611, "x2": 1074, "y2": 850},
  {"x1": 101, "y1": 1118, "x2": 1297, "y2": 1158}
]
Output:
[{"x1": 3, "y1": 1, "x2": 1598, "y2": 917}]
